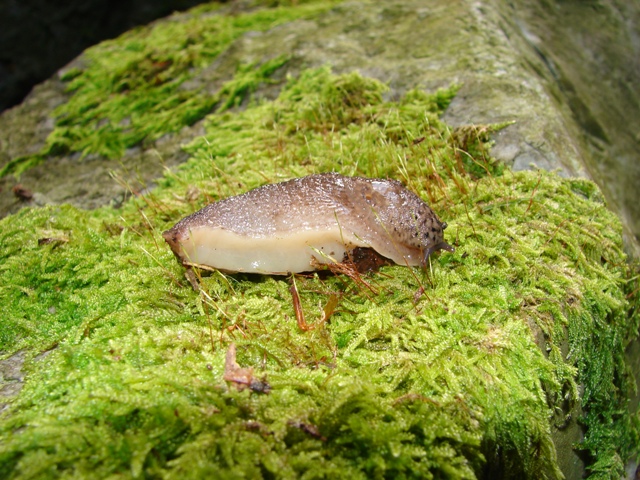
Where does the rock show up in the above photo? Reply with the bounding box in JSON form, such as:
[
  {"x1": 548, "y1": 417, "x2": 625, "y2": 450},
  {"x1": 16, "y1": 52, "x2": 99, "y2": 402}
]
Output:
[{"x1": 0, "y1": 1, "x2": 638, "y2": 478}]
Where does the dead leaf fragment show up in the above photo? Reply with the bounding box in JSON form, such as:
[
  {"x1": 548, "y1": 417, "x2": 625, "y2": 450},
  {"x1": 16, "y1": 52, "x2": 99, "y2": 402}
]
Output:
[
  {"x1": 12, "y1": 184, "x2": 33, "y2": 201},
  {"x1": 223, "y1": 343, "x2": 271, "y2": 394}
]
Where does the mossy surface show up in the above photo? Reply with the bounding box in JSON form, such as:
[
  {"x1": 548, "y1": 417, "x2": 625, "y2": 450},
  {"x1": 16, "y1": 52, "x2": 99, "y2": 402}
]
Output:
[
  {"x1": 0, "y1": 64, "x2": 639, "y2": 480},
  {"x1": 0, "y1": 0, "x2": 341, "y2": 177}
]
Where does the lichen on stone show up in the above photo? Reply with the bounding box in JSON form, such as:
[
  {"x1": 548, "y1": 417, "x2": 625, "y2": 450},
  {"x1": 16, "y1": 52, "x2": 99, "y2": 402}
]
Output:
[{"x1": 0, "y1": 13, "x2": 639, "y2": 480}]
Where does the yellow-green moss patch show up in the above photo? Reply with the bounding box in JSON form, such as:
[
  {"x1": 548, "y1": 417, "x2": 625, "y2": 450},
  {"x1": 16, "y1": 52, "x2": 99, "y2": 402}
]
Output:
[
  {"x1": 1, "y1": 68, "x2": 638, "y2": 479},
  {"x1": 0, "y1": 0, "x2": 342, "y2": 177}
]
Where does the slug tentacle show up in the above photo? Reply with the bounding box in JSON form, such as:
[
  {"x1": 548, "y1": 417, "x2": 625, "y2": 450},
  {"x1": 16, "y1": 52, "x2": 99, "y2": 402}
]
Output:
[{"x1": 163, "y1": 173, "x2": 453, "y2": 275}]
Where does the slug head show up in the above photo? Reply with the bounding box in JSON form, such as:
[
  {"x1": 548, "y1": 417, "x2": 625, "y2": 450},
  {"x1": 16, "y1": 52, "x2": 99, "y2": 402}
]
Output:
[{"x1": 422, "y1": 222, "x2": 455, "y2": 265}]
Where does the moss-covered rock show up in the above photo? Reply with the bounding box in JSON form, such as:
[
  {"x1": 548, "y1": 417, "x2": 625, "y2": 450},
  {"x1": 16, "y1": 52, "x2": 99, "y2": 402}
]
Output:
[
  {"x1": 0, "y1": 0, "x2": 340, "y2": 217},
  {"x1": 1, "y1": 62, "x2": 638, "y2": 478},
  {"x1": 3, "y1": 0, "x2": 639, "y2": 261}
]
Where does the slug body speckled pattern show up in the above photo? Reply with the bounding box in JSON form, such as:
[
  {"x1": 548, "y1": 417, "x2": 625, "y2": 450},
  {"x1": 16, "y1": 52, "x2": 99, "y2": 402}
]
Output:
[{"x1": 163, "y1": 173, "x2": 454, "y2": 274}]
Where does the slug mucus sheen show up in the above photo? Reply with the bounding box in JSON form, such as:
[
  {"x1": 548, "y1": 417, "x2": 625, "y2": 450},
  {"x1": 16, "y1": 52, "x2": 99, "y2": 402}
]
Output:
[{"x1": 163, "y1": 173, "x2": 454, "y2": 275}]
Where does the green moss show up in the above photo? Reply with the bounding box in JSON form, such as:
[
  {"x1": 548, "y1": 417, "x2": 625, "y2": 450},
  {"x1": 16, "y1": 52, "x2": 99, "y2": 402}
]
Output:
[
  {"x1": 1, "y1": 67, "x2": 638, "y2": 479},
  {"x1": 0, "y1": 0, "x2": 341, "y2": 177}
]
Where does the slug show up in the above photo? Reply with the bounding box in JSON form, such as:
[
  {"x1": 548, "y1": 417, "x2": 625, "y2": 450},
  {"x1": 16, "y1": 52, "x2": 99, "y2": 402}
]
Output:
[{"x1": 163, "y1": 173, "x2": 454, "y2": 275}]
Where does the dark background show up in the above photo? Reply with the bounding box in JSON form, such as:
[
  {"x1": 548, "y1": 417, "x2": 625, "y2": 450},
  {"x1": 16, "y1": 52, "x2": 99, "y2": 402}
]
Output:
[{"x1": 0, "y1": 0, "x2": 212, "y2": 112}]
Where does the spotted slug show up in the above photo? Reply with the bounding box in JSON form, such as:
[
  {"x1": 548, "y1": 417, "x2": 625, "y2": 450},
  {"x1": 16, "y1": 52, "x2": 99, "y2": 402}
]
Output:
[{"x1": 163, "y1": 173, "x2": 454, "y2": 275}]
